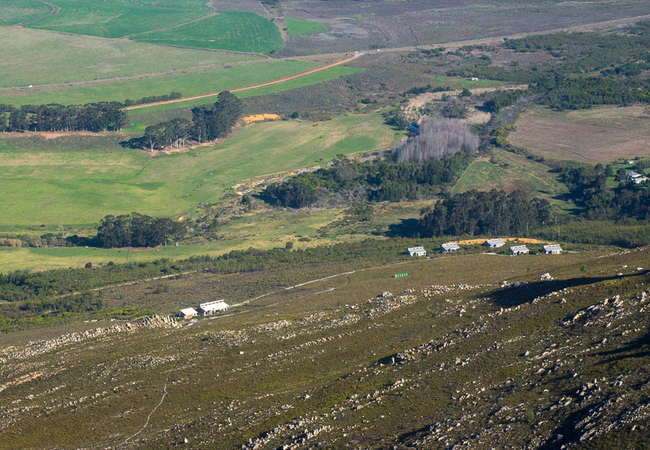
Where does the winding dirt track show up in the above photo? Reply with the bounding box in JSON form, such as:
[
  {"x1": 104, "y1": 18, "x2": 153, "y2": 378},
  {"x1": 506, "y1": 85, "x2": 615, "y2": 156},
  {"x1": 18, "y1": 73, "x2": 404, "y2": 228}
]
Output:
[
  {"x1": 124, "y1": 53, "x2": 364, "y2": 110},
  {"x1": 15, "y1": 0, "x2": 59, "y2": 26}
]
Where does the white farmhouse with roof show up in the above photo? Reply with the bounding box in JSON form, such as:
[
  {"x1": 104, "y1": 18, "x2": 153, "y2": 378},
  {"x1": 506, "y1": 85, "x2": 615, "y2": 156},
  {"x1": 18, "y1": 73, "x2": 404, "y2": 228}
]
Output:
[
  {"x1": 198, "y1": 300, "x2": 229, "y2": 316},
  {"x1": 543, "y1": 244, "x2": 563, "y2": 255},
  {"x1": 407, "y1": 246, "x2": 427, "y2": 257},
  {"x1": 484, "y1": 238, "x2": 505, "y2": 248},
  {"x1": 180, "y1": 307, "x2": 198, "y2": 319},
  {"x1": 510, "y1": 245, "x2": 529, "y2": 256},
  {"x1": 440, "y1": 242, "x2": 460, "y2": 253}
]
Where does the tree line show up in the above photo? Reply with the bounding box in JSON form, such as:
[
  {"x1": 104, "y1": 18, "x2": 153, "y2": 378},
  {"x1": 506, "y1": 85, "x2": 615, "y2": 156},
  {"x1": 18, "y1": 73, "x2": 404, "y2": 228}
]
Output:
[
  {"x1": 127, "y1": 91, "x2": 243, "y2": 150},
  {"x1": 418, "y1": 189, "x2": 552, "y2": 237},
  {"x1": 0, "y1": 102, "x2": 127, "y2": 132},
  {"x1": 123, "y1": 91, "x2": 182, "y2": 107}
]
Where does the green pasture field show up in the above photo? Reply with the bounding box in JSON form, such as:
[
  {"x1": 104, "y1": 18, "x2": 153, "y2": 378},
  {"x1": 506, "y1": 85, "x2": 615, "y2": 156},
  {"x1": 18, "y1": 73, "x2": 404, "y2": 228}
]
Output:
[
  {"x1": 132, "y1": 11, "x2": 283, "y2": 53},
  {"x1": 0, "y1": 0, "x2": 51, "y2": 26},
  {"x1": 0, "y1": 113, "x2": 396, "y2": 230},
  {"x1": 285, "y1": 18, "x2": 328, "y2": 35},
  {"x1": 0, "y1": 27, "x2": 260, "y2": 88},
  {"x1": 452, "y1": 149, "x2": 569, "y2": 204},
  {"x1": 125, "y1": 65, "x2": 364, "y2": 119},
  {"x1": 24, "y1": 0, "x2": 208, "y2": 39},
  {"x1": 0, "y1": 60, "x2": 317, "y2": 106}
]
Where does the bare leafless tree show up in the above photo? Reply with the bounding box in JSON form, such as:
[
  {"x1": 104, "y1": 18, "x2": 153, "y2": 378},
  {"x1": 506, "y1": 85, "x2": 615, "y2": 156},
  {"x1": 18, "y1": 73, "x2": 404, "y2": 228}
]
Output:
[{"x1": 392, "y1": 118, "x2": 478, "y2": 163}]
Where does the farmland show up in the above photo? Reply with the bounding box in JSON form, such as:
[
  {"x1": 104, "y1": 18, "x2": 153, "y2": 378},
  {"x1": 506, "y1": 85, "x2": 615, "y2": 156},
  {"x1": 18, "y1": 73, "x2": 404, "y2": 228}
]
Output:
[
  {"x1": 24, "y1": 0, "x2": 209, "y2": 39},
  {"x1": 509, "y1": 106, "x2": 650, "y2": 163},
  {"x1": 0, "y1": 113, "x2": 396, "y2": 231},
  {"x1": 284, "y1": 18, "x2": 327, "y2": 36},
  {"x1": 0, "y1": 0, "x2": 51, "y2": 26},
  {"x1": 131, "y1": 11, "x2": 282, "y2": 53},
  {"x1": 0, "y1": 27, "x2": 260, "y2": 88},
  {"x1": 0, "y1": 60, "x2": 320, "y2": 106}
]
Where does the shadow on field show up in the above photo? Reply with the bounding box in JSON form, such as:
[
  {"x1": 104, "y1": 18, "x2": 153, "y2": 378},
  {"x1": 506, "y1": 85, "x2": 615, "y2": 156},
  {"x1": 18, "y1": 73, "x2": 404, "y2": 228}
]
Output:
[
  {"x1": 593, "y1": 330, "x2": 650, "y2": 364},
  {"x1": 488, "y1": 274, "x2": 634, "y2": 308},
  {"x1": 385, "y1": 218, "x2": 420, "y2": 238}
]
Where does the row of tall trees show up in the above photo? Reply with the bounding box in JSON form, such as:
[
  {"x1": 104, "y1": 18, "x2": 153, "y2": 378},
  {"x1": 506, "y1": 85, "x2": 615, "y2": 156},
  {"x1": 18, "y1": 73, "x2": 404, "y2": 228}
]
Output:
[
  {"x1": 0, "y1": 102, "x2": 127, "y2": 132},
  {"x1": 123, "y1": 91, "x2": 181, "y2": 107},
  {"x1": 96, "y1": 213, "x2": 186, "y2": 248},
  {"x1": 142, "y1": 91, "x2": 242, "y2": 150},
  {"x1": 418, "y1": 190, "x2": 552, "y2": 237}
]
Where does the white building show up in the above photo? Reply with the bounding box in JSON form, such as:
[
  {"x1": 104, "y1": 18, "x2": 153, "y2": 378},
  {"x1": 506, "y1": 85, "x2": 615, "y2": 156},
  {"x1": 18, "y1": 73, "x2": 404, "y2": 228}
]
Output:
[
  {"x1": 407, "y1": 246, "x2": 427, "y2": 257},
  {"x1": 180, "y1": 307, "x2": 198, "y2": 318},
  {"x1": 198, "y1": 300, "x2": 229, "y2": 316},
  {"x1": 543, "y1": 244, "x2": 563, "y2": 255},
  {"x1": 510, "y1": 245, "x2": 529, "y2": 256},
  {"x1": 627, "y1": 171, "x2": 641, "y2": 180},
  {"x1": 484, "y1": 238, "x2": 505, "y2": 248},
  {"x1": 440, "y1": 242, "x2": 460, "y2": 253}
]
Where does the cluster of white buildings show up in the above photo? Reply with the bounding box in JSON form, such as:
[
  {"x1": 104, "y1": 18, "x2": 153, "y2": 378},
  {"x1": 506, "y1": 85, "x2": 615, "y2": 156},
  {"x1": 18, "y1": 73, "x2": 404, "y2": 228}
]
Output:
[
  {"x1": 626, "y1": 171, "x2": 649, "y2": 184},
  {"x1": 407, "y1": 240, "x2": 563, "y2": 257},
  {"x1": 180, "y1": 300, "x2": 229, "y2": 319}
]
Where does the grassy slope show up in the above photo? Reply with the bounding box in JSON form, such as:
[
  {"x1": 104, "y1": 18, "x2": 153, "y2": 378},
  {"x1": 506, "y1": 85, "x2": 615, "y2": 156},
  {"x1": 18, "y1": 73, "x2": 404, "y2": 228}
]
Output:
[
  {"x1": 132, "y1": 11, "x2": 283, "y2": 53},
  {"x1": 0, "y1": 113, "x2": 395, "y2": 228},
  {"x1": 452, "y1": 149, "x2": 568, "y2": 201},
  {"x1": 0, "y1": 27, "x2": 260, "y2": 88},
  {"x1": 24, "y1": 0, "x2": 207, "y2": 38},
  {"x1": 0, "y1": 60, "x2": 318, "y2": 106},
  {"x1": 0, "y1": 0, "x2": 51, "y2": 25},
  {"x1": 285, "y1": 17, "x2": 328, "y2": 35}
]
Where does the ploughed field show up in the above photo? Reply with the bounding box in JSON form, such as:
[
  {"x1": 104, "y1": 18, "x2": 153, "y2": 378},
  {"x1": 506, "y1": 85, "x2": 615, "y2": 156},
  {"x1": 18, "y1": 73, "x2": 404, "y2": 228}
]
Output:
[{"x1": 2, "y1": 248, "x2": 649, "y2": 448}]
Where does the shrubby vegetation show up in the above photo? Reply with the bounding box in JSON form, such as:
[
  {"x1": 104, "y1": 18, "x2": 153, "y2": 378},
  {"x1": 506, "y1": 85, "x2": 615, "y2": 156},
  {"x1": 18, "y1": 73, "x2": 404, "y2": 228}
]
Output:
[
  {"x1": 560, "y1": 164, "x2": 650, "y2": 220},
  {"x1": 262, "y1": 152, "x2": 470, "y2": 208},
  {"x1": 0, "y1": 238, "x2": 428, "y2": 303},
  {"x1": 0, "y1": 102, "x2": 126, "y2": 132},
  {"x1": 418, "y1": 190, "x2": 552, "y2": 237},
  {"x1": 97, "y1": 213, "x2": 186, "y2": 248}
]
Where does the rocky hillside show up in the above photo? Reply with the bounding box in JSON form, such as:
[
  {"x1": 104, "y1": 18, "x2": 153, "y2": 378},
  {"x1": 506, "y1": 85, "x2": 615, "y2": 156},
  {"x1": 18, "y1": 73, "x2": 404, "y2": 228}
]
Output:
[{"x1": 1, "y1": 249, "x2": 649, "y2": 448}]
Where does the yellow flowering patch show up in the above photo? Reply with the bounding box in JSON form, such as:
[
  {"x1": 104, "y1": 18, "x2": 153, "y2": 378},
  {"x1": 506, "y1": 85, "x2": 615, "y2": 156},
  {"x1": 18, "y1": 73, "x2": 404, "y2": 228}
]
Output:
[{"x1": 243, "y1": 114, "x2": 281, "y2": 124}]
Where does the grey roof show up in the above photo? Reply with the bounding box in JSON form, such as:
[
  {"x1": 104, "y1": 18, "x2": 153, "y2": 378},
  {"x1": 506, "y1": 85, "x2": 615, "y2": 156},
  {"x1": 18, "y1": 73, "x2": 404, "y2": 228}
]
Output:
[
  {"x1": 441, "y1": 243, "x2": 460, "y2": 250},
  {"x1": 180, "y1": 307, "x2": 198, "y2": 316},
  {"x1": 627, "y1": 171, "x2": 641, "y2": 178},
  {"x1": 408, "y1": 246, "x2": 426, "y2": 252},
  {"x1": 510, "y1": 245, "x2": 529, "y2": 252},
  {"x1": 543, "y1": 244, "x2": 562, "y2": 250},
  {"x1": 485, "y1": 238, "x2": 505, "y2": 245}
]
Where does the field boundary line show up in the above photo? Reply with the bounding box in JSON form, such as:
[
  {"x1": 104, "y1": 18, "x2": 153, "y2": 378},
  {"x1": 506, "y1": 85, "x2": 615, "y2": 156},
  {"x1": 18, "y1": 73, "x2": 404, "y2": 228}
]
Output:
[
  {"x1": 122, "y1": 12, "x2": 219, "y2": 39},
  {"x1": 15, "y1": 0, "x2": 59, "y2": 26},
  {"x1": 124, "y1": 53, "x2": 363, "y2": 110}
]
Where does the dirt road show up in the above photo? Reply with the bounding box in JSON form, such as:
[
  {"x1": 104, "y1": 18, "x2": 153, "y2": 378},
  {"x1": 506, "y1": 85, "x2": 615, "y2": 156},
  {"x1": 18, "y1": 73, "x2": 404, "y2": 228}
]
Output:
[{"x1": 124, "y1": 53, "x2": 363, "y2": 110}]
